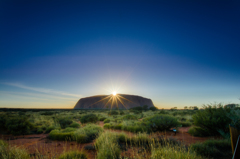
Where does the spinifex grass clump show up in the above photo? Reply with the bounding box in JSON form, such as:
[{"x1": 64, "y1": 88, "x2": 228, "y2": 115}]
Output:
[
  {"x1": 80, "y1": 114, "x2": 98, "y2": 124},
  {"x1": 69, "y1": 122, "x2": 81, "y2": 128},
  {"x1": 143, "y1": 114, "x2": 179, "y2": 132},
  {"x1": 95, "y1": 131, "x2": 121, "y2": 159},
  {"x1": 73, "y1": 124, "x2": 103, "y2": 143},
  {"x1": 121, "y1": 114, "x2": 138, "y2": 120},
  {"x1": 49, "y1": 129, "x2": 74, "y2": 141},
  {"x1": 191, "y1": 139, "x2": 232, "y2": 159},
  {"x1": 103, "y1": 118, "x2": 111, "y2": 123},
  {"x1": 57, "y1": 117, "x2": 73, "y2": 129},
  {"x1": 0, "y1": 140, "x2": 30, "y2": 159},
  {"x1": 58, "y1": 150, "x2": 88, "y2": 159},
  {"x1": 121, "y1": 120, "x2": 147, "y2": 133},
  {"x1": 151, "y1": 144, "x2": 203, "y2": 159}
]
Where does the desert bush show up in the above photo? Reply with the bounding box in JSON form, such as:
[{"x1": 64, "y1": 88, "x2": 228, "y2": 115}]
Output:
[
  {"x1": 62, "y1": 127, "x2": 77, "y2": 133},
  {"x1": 121, "y1": 120, "x2": 147, "y2": 133},
  {"x1": 143, "y1": 115, "x2": 179, "y2": 132},
  {"x1": 41, "y1": 111, "x2": 54, "y2": 115},
  {"x1": 159, "y1": 109, "x2": 168, "y2": 114},
  {"x1": 49, "y1": 130, "x2": 73, "y2": 141},
  {"x1": 108, "y1": 110, "x2": 119, "y2": 115},
  {"x1": 69, "y1": 122, "x2": 81, "y2": 128},
  {"x1": 95, "y1": 131, "x2": 121, "y2": 159},
  {"x1": 36, "y1": 127, "x2": 44, "y2": 134},
  {"x1": 6, "y1": 116, "x2": 33, "y2": 135},
  {"x1": 114, "y1": 123, "x2": 122, "y2": 130},
  {"x1": 151, "y1": 144, "x2": 203, "y2": 159},
  {"x1": 0, "y1": 139, "x2": 30, "y2": 159},
  {"x1": 131, "y1": 132, "x2": 151, "y2": 146},
  {"x1": 104, "y1": 122, "x2": 123, "y2": 130},
  {"x1": 80, "y1": 114, "x2": 98, "y2": 124},
  {"x1": 58, "y1": 150, "x2": 87, "y2": 159},
  {"x1": 45, "y1": 126, "x2": 58, "y2": 133},
  {"x1": 179, "y1": 121, "x2": 192, "y2": 127},
  {"x1": 192, "y1": 103, "x2": 231, "y2": 136},
  {"x1": 73, "y1": 124, "x2": 103, "y2": 143},
  {"x1": 122, "y1": 114, "x2": 137, "y2": 120},
  {"x1": 0, "y1": 115, "x2": 7, "y2": 130},
  {"x1": 98, "y1": 116, "x2": 107, "y2": 121},
  {"x1": 149, "y1": 106, "x2": 158, "y2": 111},
  {"x1": 103, "y1": 123, "x2": 112, "y2": 129},
  {"x1": 225, "y1": 107, "x2": 240, "y2": 130},
  {"x1": 191, "y1": 139, "x2": 232, "y2": 158},
  {"x1": 188, "y1": 126, "x2": 211, "y2": 137},
  {"x1": 57, "y1": 117, "x2": 73, "y2": 129},
  {"x1": 119, "y1": 110, "x2": 124, "y2": 115},
  {"x1": 103, "y1": 118, "x2": 111, "y2": 123}
]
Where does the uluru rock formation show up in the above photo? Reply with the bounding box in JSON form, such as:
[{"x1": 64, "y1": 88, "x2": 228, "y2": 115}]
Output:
[{"x1": 74, "y1": 94, "x2": 155, "y2": 109}]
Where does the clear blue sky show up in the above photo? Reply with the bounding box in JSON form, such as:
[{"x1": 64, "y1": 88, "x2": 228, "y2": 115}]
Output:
[{"x1": 0, "y1": 0, "x2": 240, "y2": 109}]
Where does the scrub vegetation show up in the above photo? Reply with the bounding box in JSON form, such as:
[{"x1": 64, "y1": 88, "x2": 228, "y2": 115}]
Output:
[{"x1": 0, "y1": 102, "x2": 238, "y2": 159}]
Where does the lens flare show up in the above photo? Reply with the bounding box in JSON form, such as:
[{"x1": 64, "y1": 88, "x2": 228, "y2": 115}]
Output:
[{"x1": 112, "y1": 91, "x2": 117, "y2": 96}]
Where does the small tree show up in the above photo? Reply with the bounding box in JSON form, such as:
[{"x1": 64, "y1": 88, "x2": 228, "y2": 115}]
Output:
[
  {"x1": 142, "y1": 105, "x2": 148, "y2": 111},
  {"x1": 149, "y1": 106, "x2": 158, "y2": 111}
]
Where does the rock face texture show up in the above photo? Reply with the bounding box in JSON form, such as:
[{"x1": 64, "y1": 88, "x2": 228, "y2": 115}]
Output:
[{"x1": 74, "y1": 94, "x2": 155, "y2": 109}]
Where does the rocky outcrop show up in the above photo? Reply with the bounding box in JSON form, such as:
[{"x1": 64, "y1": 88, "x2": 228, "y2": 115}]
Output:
[{"x1": 74, "y1": 94, "x2": 155, "y2": 109}]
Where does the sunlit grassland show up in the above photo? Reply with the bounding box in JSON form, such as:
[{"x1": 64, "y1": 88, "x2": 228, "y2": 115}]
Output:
[{"x1": 0, "y1": 104, "x2": 237, "y2": 159}]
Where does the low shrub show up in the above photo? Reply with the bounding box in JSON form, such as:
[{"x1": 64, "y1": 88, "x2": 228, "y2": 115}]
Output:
[
  {"x1": 179, "y1": 121, "x2": 192, "y2": 127},
  {"x1": 36, "y1": 128, "x2": 44, "y2": 134},
  {"x1": 121, "y1": 121, "x2": 147, "y2": 133},
  {"x1": 108, "y1": 110, "x2": 119, "y2": 115},
  {"x1": 151, "y1": 145, "x2": 203, "y2": 159},
  {"x1": 114, "y1": 123, "x2": 122, "y2": 130},
  {"x1": 57, "y1": 117, "x2": 73, "y2": 129},
  {"x1": 188, "y1": 126, "x2": 211, "y2": 137},
  {"x1": 41, "y1": 111, "x2": 54, "y2": 115},
  {"x1": 103, "y1": 119, "x2": 110, "y2": 123},
  {"x1": 149, "y1": 106, "x2": 158, "y2": 111},
  {"x1": 119, "y1": 110, "x2": 124, "y2": 115},
  {"x1": 95, "y1": 131, "x2": 121, "y2": 159},
  {"x1": 80, "y1": 114, "x2": 98, "y2": 124},
  {"x1": 192, "y1": 103, "x2": 231, "y2": 136},
  {"x1": 0, "y1": 139, "x2": 30, "y2": 159},
  {"x1": 58, "y1": 150, "x2": 87, "y2": 159},
  {"x1": 45, "y1": 126, "x2": 57, "y2": 133},
  {"x1": 62, "y1": 127, "x2": 77, "y2": 133},
  {"x1": 6, "y1": 116, "x2": 33, "y2": 135},
  {"x1": 69, "y1": 122, "x2": 81, "y2": 128},
  {"x1": 143, "y1": 115, "x2": 179, "y2": 132},
  {"x1": 49, "y1": 130, "x2": 73, "y2": 141},
  {"x1": 98, "y1": 117, "x2": 107, "y2": 121},
  {"x1": 122, "y1": 114, "x2": 137, "y2": 120},
  {"x1": 103, "y1": 123, "x2": 112, "y2": 129},
  {"x1": 73, "y1": 124, "x2": 103, "y2": 143},
  {"x1": 104, "y1": 123, "x2": 123, "y2": 130},
  {"x1": 191, "y1": 139, "x2": 232, "y2": 158},
  {"x1": 0, "y1": 115, "x2": 7, "y2": 131},
  {"x1": 159, "y1": 109, "x2": 168, "y2": 114},
  {"x1": 131, "y1": 132, "x2": 151, "y2": 146}
]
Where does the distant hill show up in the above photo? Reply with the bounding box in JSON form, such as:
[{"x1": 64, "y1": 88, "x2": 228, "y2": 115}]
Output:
[{"x1": 74, "y1": 94, "x2": 155, "y2": 109}]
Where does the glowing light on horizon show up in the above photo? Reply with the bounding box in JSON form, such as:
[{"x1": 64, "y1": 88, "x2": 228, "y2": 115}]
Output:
[{"x1": 88, "y1": 92, "x2": 136, "y2": 111}]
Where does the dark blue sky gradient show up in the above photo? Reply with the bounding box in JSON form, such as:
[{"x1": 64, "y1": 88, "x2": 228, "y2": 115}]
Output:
[{"x1": 0, "y1": 0, "x2": 240, "y2": 108}]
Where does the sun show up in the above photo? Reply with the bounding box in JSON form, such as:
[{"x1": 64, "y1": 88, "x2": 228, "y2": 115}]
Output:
[{"x1": 112, "y1": 91, "x2": 117, "y2": 96}]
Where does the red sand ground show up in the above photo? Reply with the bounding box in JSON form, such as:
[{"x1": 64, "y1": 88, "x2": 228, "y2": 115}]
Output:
[{"x1": 0, "y1": 122, "x2": 222, "y2": 159}]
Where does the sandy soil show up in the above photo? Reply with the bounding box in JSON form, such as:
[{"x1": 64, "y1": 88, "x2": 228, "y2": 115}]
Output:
[{"x1": 0, "y1": 123, "x2": 222, "y2": 159}]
